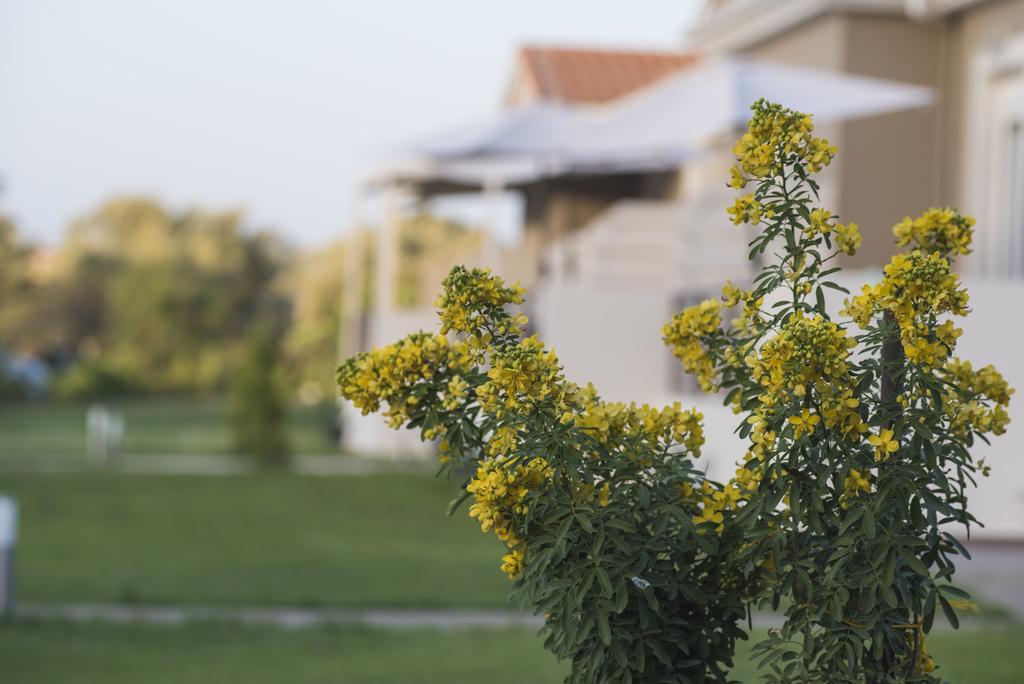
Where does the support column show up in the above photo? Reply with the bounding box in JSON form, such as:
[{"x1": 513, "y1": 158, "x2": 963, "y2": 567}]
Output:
[
  {"x1": 373, "y1": 184, "x2": 403, "y2": 345},
  {"x1": 338, "y1": 187, "x2": 367, "y2": 361},
  {"x1": 482, "y1": 177, "x2": 504, "y2": 271}
]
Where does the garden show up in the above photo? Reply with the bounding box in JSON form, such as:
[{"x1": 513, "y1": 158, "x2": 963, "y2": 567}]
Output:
[{"x1": 2, "y1": 100, "x2": 1022, "y2": 683}]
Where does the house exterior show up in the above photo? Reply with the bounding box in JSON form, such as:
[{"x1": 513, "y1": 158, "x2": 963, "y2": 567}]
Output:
[
  {"x1": 690, "y1": 0, "x2": 1024, "y2": 275},
  {"x1": 344, "y1": 5, "x2": 1024, "y2": 539}
]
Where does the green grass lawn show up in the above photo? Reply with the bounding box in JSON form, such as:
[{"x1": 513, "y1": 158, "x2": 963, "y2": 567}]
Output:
[
  {"x1": 1, "y1": 621, "x2": 1022, "y2": 684},
  {"x1": 0, "y1": 397, "x2": 339, "y2": 457},
  {"x1": 0, "y1": 621, "x2": 567, "y2": 684},
  {"x1": 3, "y1": 471, "x2": 511, "y2": 608}
]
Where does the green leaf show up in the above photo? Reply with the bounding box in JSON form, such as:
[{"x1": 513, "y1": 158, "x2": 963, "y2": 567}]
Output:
[
  {"x1": 596, "y1": 565, "x2": 614, "y2": 599},
  {"x1": 862, "y1": 508, "x2": 876, "y2": 540},
  {"x1": 596, "y1": 609, "x2": 612, "y2": 645},
  {"x1": 898, "y1": 548, "x2": 929, "y2": 577},
  {"x1": 939, "y1": 594, "x2": 960, "y2": 629}
]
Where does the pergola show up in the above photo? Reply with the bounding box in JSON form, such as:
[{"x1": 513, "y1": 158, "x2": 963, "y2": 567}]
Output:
[{"x1": 345, "y1": 56, "x2": 933, "y2": 355}]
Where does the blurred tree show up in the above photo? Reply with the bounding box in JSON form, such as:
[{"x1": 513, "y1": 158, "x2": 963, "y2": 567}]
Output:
[
  {"x1": 282, "y1": 238, "x2": 348, "y2": 402},
  {"x1": 230, "y1": 319, "x2": 290, "y2": 468},
  {"x1": 0, "y1": 197, "x2": 487, "y2": 405},
  {"x1": 41, "y1": 197, "x2": 288, "y2": 396},
  {"x1": 396, "y1": 213, "x2": 485, "y2": 309}
]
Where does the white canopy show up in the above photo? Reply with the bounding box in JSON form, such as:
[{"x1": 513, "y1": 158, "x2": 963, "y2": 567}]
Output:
[
  {"x1": 575, "y1": 56, "x2": 934, "y2": 156},
  {"x1": 381, "y1": 57, "x2": 933, "y2": 187}
]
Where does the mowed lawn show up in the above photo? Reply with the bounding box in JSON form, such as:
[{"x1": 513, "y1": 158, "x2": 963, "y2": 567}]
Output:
[
  {"x1": 4, "y1": 471, "x2": 512, "y2": 608},
  {"x1": 2, "y1": 621, "x2": 1022, "y2": 684},
  {"x1": 0, "y1": 398, "x2": 338, "y2": 457}
]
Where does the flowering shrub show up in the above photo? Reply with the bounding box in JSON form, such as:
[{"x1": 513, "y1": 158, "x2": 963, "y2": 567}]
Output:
[
  {"x1": 666, "y1": 99, "x2": 1012, "y2": 682},
  {"x1": 338, "y1": 265, "x2": 753, "y2": 682},
  {"x1": 338, "y1": 100, "x2": 1012, "y2": 682}
]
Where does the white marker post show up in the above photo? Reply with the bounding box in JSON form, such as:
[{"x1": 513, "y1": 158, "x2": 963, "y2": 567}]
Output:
[{"x1": 0, "y1": 496, "x2": 17, "y2": 618}]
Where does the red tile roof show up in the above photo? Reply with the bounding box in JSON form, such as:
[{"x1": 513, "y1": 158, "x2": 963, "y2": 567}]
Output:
[{"x1": 512, "y1": 45, "x2": 699, "y2": 106}]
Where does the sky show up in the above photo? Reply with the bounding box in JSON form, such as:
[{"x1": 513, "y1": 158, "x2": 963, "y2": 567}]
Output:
[{"x1": 0, "y1": 0, "x2": 702, "y2": 248}]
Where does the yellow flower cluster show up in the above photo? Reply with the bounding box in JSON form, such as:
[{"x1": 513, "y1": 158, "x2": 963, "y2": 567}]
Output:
[
  {"x1": 841, "y1": 468, "x2": 871, "y2": 509},
  {"x1": 893, "y1": 208, "x2": 974, "y2": 257},
  {"x1": 487, "y1": 424, "x2": 521, "y2": 456},
  {"x1": 746, "y1": 312, "x2": 864, "y2": 445},
  {"x1": 466, "y1": 457, "x2": 552, "y2": 579},
  {"x1": 442, "y1": 375, "x2": 469, "y2": 411},
  {"x1": 476, "y1": 336, "x2": 563, "y2": 417},
  {"x1": 336, "y1": 332, "x2": 471, "y2": 428},
  {"x1": 500, "y1": 544, "x2": 525, "y2": 579},
  {"x1": 834, "y1": 221, "x2": 862, "y2": 256},
  {"x1": 694, "y1": 481, "x2": 744, "y2": 532},
  {"x1": 727, "y1": 194, "x2": 772, "y2": 225},
  {"x1": 574, "y1": 400, "x2": 705, "y2": 457},
  {"x1": 435, "y1": 265, "x2": 526, "y2": 347},
  {"x1": 695, "y1": 451, "x2": 767, "y2": 532},
  {"x1": 663, "y1": 299, "x2": 723, "y2": 392},
  {"x1": 807, "y1": 208, "x2": 833, "y2": 235},
  {"x1": 729, "y1": 99, "x2": 836, "y2": 186},
  {"x1": 720, "y1": 281, "x2": 766, "y2": 336},
  {"x1": 843, "y1": 250, "x2": 969, "y2": 368},
  {"x1": 939, "y1": 358, "x2": 1013, "y2": 438},
  {"x1": 749, "y1": 312, "x2": 856, "y2": 406},
  {"x1": 802, "y1": 210, "x2": 860, "y2": 254}
]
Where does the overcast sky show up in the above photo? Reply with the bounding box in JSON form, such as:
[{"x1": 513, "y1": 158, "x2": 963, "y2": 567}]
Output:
[{"x1": 0, "y1": 0, "x2": 702, "y2": 247}]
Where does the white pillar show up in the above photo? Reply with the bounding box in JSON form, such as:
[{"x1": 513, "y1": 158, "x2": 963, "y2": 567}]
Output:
[
  {"x1": 373, "y1": 184, "x2": 403, "y2": 344},
  {"x1": 482, "y1": 177, "x2": 504, "y2": 271},
  {"x1": 0, "y1": 496, "x2": 16, "y2": 618},
  {"x1": 339, "y1": 187, "x2": 367, "y2": 361}
]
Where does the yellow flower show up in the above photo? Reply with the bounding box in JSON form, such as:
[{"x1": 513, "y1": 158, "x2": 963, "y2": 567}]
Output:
[
  {"x1": 663, "y1": 300, "x2": 723, "y2": 392},
  {"x1": 727, "y1": 194, "x2": 770, "y2": 226},
  {"x1": 788, "y1": 409, "x2": 820, "y2": 439},
  {"x1": 808, "y1": 208, "x2": 834, "y2": 236},
  {"x1": 868, "y1": 428, "x2": 899, "y2": 462},
  {"x1": 834, "y1": 222, "x2": 861, "y2": 255},
  {"x1": 728, "y1": 164, "x2": 747, "y2": 189},
  {"x1": 500, "y1": 543, "x2": 525, "y2": 580},
  {"x1": 477, "y1": 336, "x2": 563, "y2": 416},
  {"x1": 842, "y1": 468, "x2": 871, "y2": 507},
  {"x1": 436, "y1": 265, "x2": 525, "y2": 340},
  {"x1": 336, "y1": 332, "x2": 471, "y2": 429},
  {"x1": 893, "y1": 207, "x2": 974, "y2": 257},
  {"x1": 732, "y1": 100, "x2": 836, "y2": 179},
  {"x1": 721, "y1": 280, "x2": 745, "y2": 307}
]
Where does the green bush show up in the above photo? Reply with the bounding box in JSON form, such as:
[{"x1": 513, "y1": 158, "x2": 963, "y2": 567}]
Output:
[
  {"x1": 337, "y1": 100, "x2": 1013, "y2": 683},
  {"x1": 231, "y1": 320, "x2": 290, "y2": 467},
  {"x1": 50, "y1": 359, "x2": 137, "y2": 400}
]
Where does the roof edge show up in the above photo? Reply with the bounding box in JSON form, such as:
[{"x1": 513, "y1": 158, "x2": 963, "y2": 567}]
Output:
[{"x1": 688, "y1": 0, "x2": 991, "y2": 53}]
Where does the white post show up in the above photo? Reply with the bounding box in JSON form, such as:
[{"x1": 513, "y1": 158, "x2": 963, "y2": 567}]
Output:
[
  {"x1": 339, "y1": 186, "x2": 366, "y2": 362},
  {"x1": 374, "y1": 184, "x2": 402, "y2": 343},
  {"x1": 0, "y1": 496, "x2": 16, "y2": 618},
  {"x1": 482, "y1": 177, "x2": 504, "y2": 271}
]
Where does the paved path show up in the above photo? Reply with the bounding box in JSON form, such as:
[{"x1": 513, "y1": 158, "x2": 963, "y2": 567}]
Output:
[
  {"x1": 0, "y1": 453, "x2": 434, "y2": 477},
  {"x1": 15, "y1": 602, "x2": 542, "y2": 630}
]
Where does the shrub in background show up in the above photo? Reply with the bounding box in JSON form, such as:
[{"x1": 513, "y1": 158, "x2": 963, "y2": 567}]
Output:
[{"x1": 232, "y1": 319, "x2": 290, "y2": 468}]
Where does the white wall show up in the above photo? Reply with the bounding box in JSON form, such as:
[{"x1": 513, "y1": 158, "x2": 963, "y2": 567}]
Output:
[{"x1": 532, "y1": 273, "x2": 1024, "y2": 539}]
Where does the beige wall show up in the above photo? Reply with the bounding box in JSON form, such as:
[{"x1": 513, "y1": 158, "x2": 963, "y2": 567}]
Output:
[
  {"x1": 944, "y1": 0, "x2": 1024, "y2": 202},
  {"x1": 743, "y1": 14, "x2": 943, "y2": 267},
  {"x1": 840, "y1": 15, "x2": 943, "y2": 266}
]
